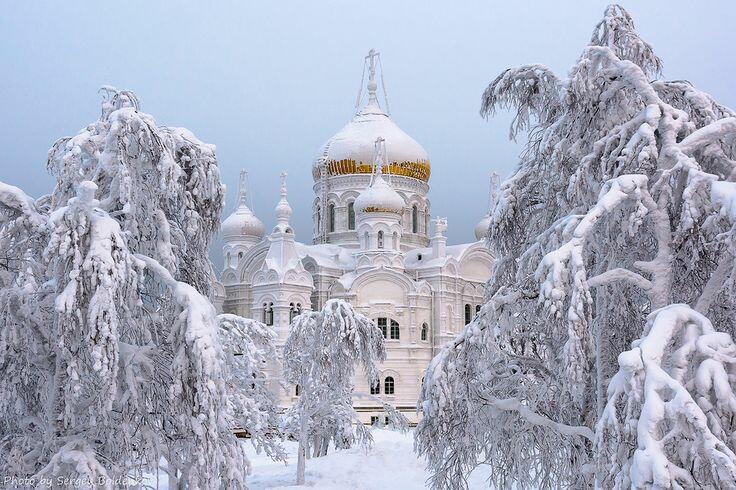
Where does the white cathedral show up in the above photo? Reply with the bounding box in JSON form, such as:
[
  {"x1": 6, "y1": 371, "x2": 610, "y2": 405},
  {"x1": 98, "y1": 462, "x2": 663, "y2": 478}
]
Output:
[{"x1": 217, "y1": 50, "x2": 494, "y2": 424}]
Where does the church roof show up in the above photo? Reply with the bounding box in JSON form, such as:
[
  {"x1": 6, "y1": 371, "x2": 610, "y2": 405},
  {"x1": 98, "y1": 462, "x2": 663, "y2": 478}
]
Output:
[{"x1": 404, "y1": 243, "x2": 478, "y2": 269}]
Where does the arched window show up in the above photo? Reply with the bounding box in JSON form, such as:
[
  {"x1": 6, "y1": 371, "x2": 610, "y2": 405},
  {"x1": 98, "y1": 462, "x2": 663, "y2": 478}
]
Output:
[
  {"x1": 377, "y1": 230, "x2": 384, "y2": 249},
  {"x1": 363, "y1": 231, "x2": 369, "y2": 248},
  {"x1": 421, "y1": 323, "x2": 428, "y2": 341},
  {"x1": 348, "y1": 202, "x2": 355, "y2": 230},
  {"x1": 464, "y1": 303, "x2": 472, "y2": 325},
  {"x1": 412, "y1": 205, "x2": 418, "y2": 233},
  {"x1": 425, "y1": 212, "x2": 429, "y2": 235},
  {"x1": 295, "y1": 384, "x2": 300, "y2": 396},
  {"x1": 226, "y1": 252, "x2": 231, "y2": 267},
  {"x1": 370, "y1": 382, "x2": 380, "y2": 395},
  {"x1": 476, "y1": 305, "x2": 481, "y2": 315},
  {"x1": 384, "y1": 376, "x2": 395, "y2": 395},
  {"x1": 264, "y1": 302, "x2": 274, "y2": 326},
  {"x1": 316, "y1": 205, "x2": 321, "y2": 234},
  {"x1": 390, "y1": 320, "x2": 400, "y2": 340},
  {"x1": 310, "y1": 292, "x2": 318, "y2": 312},
  {"x1": 238, "y1": 251, "x2": 244, "y2": 260},
  {"x1": 377, "y1": 317, "x2": 387, "y2": 338},
  {"x1": 392, "y1": 232, "x2": 398, "y2": 250},
  {"x1": 328, "y1": 203, "x2": 335, "y2": 232}
]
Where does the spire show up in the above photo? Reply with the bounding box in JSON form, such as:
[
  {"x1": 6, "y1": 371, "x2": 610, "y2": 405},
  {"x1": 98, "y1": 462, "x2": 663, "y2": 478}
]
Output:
[
  {"x1": 366, "y1": 48, "x2": 380, "y2": 106},
  {"x1": 371, "y1": 136, "x2": 386, "y2": 184},
  {"x1": 489, "y1": 172, "x2": 500, "y2": 213},
  {"x1": 355, "y1": 49, "x2": 390, "y2": 115},
  {"x1": 237, "y1": 169, "x2": 250, "y2": 207},
  {"x1": 274, "y1": 171, "x2": 292, "y2": 231}
]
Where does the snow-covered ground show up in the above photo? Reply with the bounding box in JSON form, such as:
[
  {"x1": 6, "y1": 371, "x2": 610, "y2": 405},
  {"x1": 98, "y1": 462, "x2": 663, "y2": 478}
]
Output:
[{"x1": 244, "y1": 429, "x2": 491, "y2": 489}]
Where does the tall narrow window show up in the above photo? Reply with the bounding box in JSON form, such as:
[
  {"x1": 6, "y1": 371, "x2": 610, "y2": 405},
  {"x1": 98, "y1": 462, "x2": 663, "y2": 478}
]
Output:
[
  {"x1": 390, "y1": 320, "x2": 400, "y2": 340},
  {"x1": 348, "y1": 202, "x2": 355, "y2": 230},
  {"x1": 310, "y1": 292, "x2": 318, "y2": 312},
  {"x1": 377, "y1": 230, "x2": 384, "y2": 249},
  {"x1": 316, "y1": 206, "x2": 321, "y2": 234},
  {"x1": 392, "y1": 232, "x2": 398, "y2": 250},
  {"x1": 476, "y1": 305, "x2": 481, "y2": 315},
  {"x1": 328, "y1": 203, "x2": 335, "y2": 232},
  {"x1": 377, "y1": 317, "x2": 387, "y2": 338},
  {"x1": 384, "y1": 376, "x2": 395, "y2": 395},
  {"x1": 264, "y1": 302, "x2": 274, "y2": 326},
  {"x1": 364, "y1": 231, "x2": 369, "y2": 248},
  {"x1": 370, "y1": 382, "x2": 380, "y2": 395},
  {"x1": 421, "y1": 323, "x2": 428, "y2": 341},
  {"x1": 464, "y1": 303, "x2": 471, "y2": 325},
  {"x1": 412, "y1": 205, "x2": 418, "y2": 233},
  {"x1": 289, "y1": 303, "x2": 301, "y2": 322}
]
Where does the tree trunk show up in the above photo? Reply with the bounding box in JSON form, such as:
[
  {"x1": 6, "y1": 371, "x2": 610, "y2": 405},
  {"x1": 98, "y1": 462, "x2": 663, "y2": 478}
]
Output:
[{"x1": 296, "y1": 435, "x2": 307, "y2": 485}]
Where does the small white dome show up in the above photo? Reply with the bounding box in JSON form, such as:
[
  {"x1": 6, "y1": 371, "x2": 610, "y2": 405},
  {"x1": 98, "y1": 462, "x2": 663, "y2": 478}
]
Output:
[
  {"x1": 474, "y1": 214, "x2": 492, "y2": 241},
  {"x1": 221, "y1": 203, "x2": 265, "y2": 242},
  {"x1": 355, "y1": 171, "x2": 405, "y2": 215}
]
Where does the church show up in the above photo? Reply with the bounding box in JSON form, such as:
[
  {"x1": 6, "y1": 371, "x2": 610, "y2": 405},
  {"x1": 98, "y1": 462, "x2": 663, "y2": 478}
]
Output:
[{"x1": 217, "y1": 50, "x2": 494, "y2": 424}]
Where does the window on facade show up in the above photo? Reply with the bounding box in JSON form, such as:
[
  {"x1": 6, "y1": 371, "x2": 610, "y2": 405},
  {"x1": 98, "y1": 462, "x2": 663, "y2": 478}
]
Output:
[
  {"x1": 348, "y1": 202, "x2": 355, "y2": 230},
  {"x1": 363, "y1": 231, "x2": 369, "y2": 248},
  {"x1": 370, "y1": 416, "x2": 379, "y2": 426},
  {"x1": 328, "y1": 203, "x2": 335, "y2": 233},
  {"x1": 289, "y1": 302, "x2": 302, "y2": 322},
  {"x1": 370, "y1": 382, "x2": 380, "y2": 395},
  {"x1": 295, "y1": 385, "x2": 300, "y2": 396},
  {"x1": 412, "y1": 205, "x2": 418, "y2": 233},
  {"x1": 390, "y1": 320, "x2": 400, "y2": 340},
  {"x1": 464, "y1": 303, "x2": 472, "y2": 325},
  {"x1": 316, "y1": 206, "x2": 321, "y2": 234},
  {"x1": 226, "y1": 252, "x2": 231, "y2": 267},
  {"x1": 264, "y1": 302, "x2": 274, "y2": 326},
  {"x1": 377, "y1": 317, "x2": 387, "y2": 338},
  {"x1": 476, "y1": 305, "x2": 481, "y2": 315},
  {"x1": 238, "y1": 251, "x2": 243, "y2": 259},
  {"x1": 384, "y1": 376, "x2": 395, "y2": 395},
  {"x1": 392, "y1": 232, "x2": 398, "y2": 250},
  {"x1": 425, "y1": 212, "x2": 429, "y2": 235},
  {"x1": 377, "y1": 230, "x2": 384, "y2": 249},
  {"x1": 421, "y1": 323, "x2": 428, "y2": 341},
  {"x1": 310, "y1": 292, "x2": 318, "y2": 312}
]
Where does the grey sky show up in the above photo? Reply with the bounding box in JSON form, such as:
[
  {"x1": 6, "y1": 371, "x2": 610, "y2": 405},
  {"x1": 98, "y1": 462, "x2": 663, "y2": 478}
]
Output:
[{"x1": 2, "y1": 1, "x2": 734, "y2": 268}]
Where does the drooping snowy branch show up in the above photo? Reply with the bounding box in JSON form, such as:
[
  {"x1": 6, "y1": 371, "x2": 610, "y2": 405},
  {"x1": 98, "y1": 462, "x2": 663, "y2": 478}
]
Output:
[{"x1": 596, "y1": 304, "x2": 736, "y2": 488}]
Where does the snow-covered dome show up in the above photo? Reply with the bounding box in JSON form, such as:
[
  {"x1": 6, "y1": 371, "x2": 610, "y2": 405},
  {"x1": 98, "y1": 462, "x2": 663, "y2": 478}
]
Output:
[
  {"x1": 221, "y1": 170, "x2": 265, "y2": 242},
  {"x1": 313, "y1": 51, "x2": 430, "y2": 183},
  {"x1": 354, "y1": 140, "x2": 406, "y2": 215},
  {"x1": 221, "y1": 204, "x2": 265, "y2": 241},
  {"x1": 474, "y1": 214, "x2": 491, "y2": 241}
]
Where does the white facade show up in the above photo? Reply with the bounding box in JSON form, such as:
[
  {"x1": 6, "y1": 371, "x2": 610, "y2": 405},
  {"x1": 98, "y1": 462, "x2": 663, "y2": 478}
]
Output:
[{"x1": 218, "y1": 50, "x2": 494, "y2": 424}]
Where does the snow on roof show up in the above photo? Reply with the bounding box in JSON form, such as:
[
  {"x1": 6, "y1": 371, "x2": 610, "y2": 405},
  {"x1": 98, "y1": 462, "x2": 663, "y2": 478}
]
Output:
[
  {"x1": 313, "y1": 102, "x2": 429, "y2": 176},
  {"x1": 404, "y1": 243, "x2": 477, "y2": 269},
  {"x1": 354, "y1": 169, "x2": 405, "y2": 215},
  {"x1": 295, "y1": 242, "x2": 356, "y2": 270}
]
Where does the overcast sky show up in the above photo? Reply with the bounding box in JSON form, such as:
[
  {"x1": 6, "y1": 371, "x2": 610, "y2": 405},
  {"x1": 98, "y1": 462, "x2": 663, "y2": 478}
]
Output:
[{"x1": 2, "y1": 1, "x2": 734, "y2": 268}]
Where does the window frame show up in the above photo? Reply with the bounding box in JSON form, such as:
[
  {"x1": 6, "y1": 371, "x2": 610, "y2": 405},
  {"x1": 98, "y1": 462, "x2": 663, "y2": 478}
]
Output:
[{"x1": 384, "y1": 376, "x2": 395, "y2": 395}]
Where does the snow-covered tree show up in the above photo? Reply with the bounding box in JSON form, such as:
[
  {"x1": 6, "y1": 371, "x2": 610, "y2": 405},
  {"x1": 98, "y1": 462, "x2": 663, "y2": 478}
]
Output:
[
  {"x1": 416, "y1": 5, "x2": 736, "y2": 488},
  {"x1": 0, "y1": 88, "x2": 273, "y2": 487},
  {"x1": 282, "y1": 299, "x2": 404, "y2": 485}
]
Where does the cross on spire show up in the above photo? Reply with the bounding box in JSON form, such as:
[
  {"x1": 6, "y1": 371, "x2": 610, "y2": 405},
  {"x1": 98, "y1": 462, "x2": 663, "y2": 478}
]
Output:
[
  {"x1": 238, "y1": 169, "x2": 250, "y2": 207},
  {"x1": 366, "y1": 49, "x2": 380, "y2": 105}
]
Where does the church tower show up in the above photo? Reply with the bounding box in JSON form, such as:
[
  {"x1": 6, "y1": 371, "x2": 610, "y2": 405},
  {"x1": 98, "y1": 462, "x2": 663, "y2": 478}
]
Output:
[{"x1": 312, "y1": 49, "x2": 431, "y2": 249}]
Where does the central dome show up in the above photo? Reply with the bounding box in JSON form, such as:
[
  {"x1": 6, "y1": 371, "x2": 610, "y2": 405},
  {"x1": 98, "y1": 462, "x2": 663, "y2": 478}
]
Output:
[{"x1": 313, "y1": 102, "x2": 430, "y2": 182}]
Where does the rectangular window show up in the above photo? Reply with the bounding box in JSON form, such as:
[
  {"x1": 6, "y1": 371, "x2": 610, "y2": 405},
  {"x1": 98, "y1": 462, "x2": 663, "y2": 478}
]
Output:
[
  {"x1": 377, "y1": 317, "x2": 387, "y2": 338},
  {"x1": 370, "y1": 416, "x2": 379, "y2": 426}
]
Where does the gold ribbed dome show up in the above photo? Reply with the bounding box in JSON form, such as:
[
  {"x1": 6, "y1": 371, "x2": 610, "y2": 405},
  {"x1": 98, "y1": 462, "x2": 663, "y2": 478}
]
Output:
[{"x1": 313, "y1": 102, "x2": 430, "y2": 182}]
